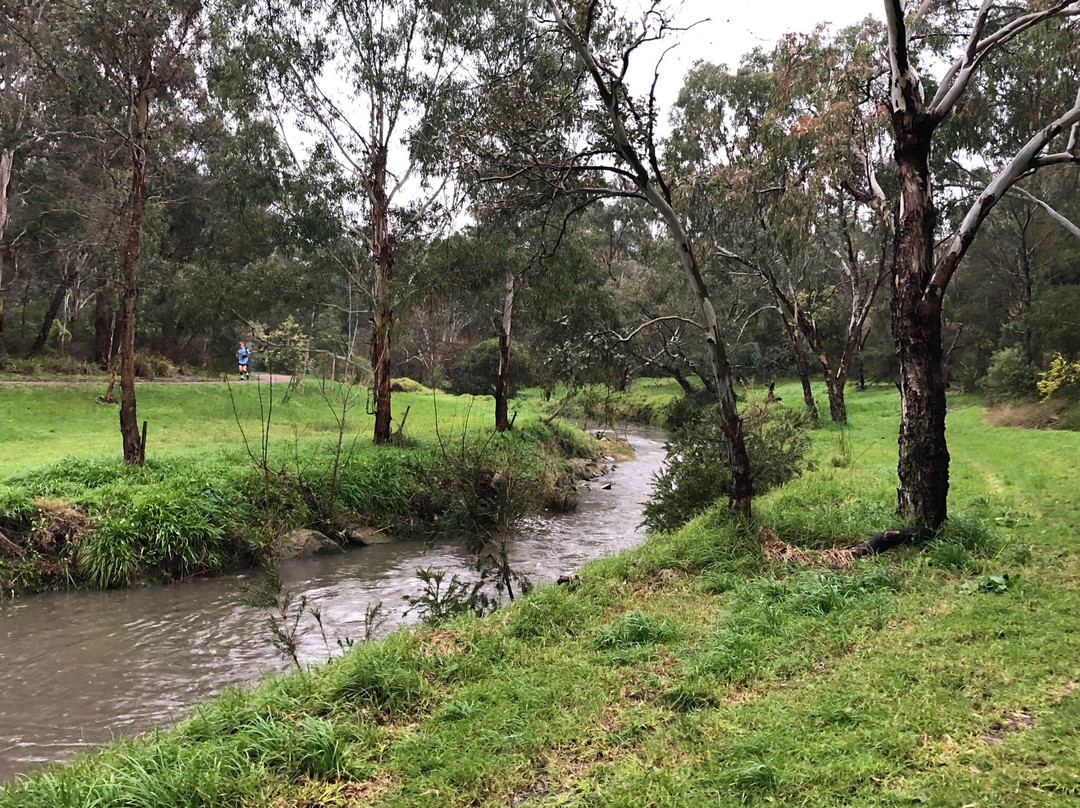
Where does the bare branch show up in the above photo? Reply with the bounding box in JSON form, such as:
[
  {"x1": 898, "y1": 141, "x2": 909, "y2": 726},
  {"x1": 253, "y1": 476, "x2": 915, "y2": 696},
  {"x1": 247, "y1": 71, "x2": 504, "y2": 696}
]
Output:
[{"x1": 1010, "y1": 186, "x2": 1080, "y2": 240}]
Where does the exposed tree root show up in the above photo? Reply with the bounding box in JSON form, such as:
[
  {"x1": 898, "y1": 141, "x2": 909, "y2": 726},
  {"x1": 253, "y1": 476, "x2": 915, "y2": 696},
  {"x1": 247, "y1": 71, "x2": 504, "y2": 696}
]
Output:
[{"x1": 848, "y1": 526, "x2": 931, "y2": 557}]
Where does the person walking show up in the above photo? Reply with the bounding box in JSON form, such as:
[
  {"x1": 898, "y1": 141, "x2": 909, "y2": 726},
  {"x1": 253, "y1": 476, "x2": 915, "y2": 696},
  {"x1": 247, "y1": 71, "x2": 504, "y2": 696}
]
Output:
[{"x1": 237, "y1": 341, "x2": 250, "y2": 381}]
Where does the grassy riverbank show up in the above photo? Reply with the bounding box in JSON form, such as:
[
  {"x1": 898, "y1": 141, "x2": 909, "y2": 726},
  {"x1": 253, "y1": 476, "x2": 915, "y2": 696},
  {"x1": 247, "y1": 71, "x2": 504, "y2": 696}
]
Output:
[
  {"x1": 3, "y1": 383, "x2": 1078, "y2": 806},
  {"x1": 0, "y1": 382, "x2": 609, "y2": 593}
]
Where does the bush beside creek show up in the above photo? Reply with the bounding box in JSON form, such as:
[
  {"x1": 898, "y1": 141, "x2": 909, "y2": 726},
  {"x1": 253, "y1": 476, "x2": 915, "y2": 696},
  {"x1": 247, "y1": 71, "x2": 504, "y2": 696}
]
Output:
[
  {"x1": 0, "y1": 394, "x2": 611, "y2": 594},
  {"x1": 3, "y1": 383, "x2": 1079, "y2": 806}
]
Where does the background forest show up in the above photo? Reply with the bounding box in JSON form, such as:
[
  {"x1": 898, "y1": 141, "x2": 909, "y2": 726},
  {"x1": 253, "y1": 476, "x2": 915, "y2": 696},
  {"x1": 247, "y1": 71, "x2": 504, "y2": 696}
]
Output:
[{"x1": 2, "y1": 0, "x2": 1080, "y2": 472}]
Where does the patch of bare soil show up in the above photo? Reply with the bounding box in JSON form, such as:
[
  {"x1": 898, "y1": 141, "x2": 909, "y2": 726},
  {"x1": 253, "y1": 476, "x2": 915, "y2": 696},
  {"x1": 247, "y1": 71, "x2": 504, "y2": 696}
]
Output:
[{"x1": 984, "y1": 399, "x2": 1066, "y2": 429}]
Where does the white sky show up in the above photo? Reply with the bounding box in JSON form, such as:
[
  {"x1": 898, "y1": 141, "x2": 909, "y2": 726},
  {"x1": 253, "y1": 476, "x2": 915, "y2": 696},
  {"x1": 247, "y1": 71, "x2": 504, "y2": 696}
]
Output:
[{"x1": 627, "y1": 1, "x2": 885, "y2": 122}]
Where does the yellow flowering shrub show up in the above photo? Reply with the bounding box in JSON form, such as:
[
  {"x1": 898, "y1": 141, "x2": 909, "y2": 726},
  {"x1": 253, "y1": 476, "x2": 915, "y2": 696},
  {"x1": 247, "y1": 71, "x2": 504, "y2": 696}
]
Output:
[{"x1": 1037, "y1": 353, "x2": 1080, "y2": 400}]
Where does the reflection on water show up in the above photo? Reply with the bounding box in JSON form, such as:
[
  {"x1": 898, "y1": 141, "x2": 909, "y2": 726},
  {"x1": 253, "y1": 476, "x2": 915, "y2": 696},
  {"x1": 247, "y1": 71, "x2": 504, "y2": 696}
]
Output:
[{"x1": 0, "y1": 429, "x2": 666, "y2": 782}]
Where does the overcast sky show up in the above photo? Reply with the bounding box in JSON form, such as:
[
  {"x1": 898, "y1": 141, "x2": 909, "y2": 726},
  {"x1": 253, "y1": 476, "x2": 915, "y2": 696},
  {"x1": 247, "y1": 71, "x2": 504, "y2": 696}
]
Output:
[{"x1": 626, "y1": 1, "x2": 885, "y2": 121}]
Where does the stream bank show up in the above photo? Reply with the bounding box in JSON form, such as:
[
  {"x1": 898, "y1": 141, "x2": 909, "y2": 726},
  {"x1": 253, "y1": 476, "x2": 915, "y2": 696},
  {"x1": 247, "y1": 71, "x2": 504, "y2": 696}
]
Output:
[{"x1": 0, "y1": 428, "x2": 666, "y2": 783}]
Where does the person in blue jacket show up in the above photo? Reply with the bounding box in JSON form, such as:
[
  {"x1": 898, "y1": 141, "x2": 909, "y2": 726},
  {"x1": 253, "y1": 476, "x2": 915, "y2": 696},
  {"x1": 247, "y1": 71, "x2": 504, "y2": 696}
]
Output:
[{"x1": 237, "y1": 341, "x2": 250, "y2": 381}]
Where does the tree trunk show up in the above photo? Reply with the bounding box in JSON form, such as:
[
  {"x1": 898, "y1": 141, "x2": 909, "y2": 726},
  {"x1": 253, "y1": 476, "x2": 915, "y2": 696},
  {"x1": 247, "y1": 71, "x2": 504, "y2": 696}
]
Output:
[
  {"x1": 825, "y1": 376, "x2": 847, "y2": 424},
  {"x1": 0, "y1": 148, "x2": 11, "y2": 336},
  {"x1": 369, "y1": 144, "x2": 394, "y2": 446},
  {"x1": 671, "y1": 368, "x2": 696, "y2": 397},
  {"x1": 646, "y1": 191, "x2": 751, "y2": 517},
  {"x1": 494, "y1": 270, "x2": 516, "y2": 432},
  {"x1": 370, "y1": 303, "x2": 393, "y2": 445},
  {"x1": 891, "y1": 112, "x2": 948, "y2": 529},
  {"x1": 781, "y1": 313, "x2": 818, "y2": 422},
  {"x1": 1016, "y1": 227, "x2": 1034, "y2": 361},
  {"x1": 94, "y1": 267, "x2": 111, "y2": 368},
  {"x1": 28, "y1": 266, "x2": 75, "y2": 356},
  {"x1": 118, "y1": 36, "x2": 153, "y2": 467},
  {"x1": 0, "y1": 249, "x2": 6, "y2": 337}
]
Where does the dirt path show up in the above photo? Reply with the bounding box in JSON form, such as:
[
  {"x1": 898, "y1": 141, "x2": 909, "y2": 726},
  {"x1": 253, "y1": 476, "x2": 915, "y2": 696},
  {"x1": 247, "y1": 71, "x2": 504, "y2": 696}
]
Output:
[{"x1": 0, "y1": 374, "x2": 293, "y2": 387}]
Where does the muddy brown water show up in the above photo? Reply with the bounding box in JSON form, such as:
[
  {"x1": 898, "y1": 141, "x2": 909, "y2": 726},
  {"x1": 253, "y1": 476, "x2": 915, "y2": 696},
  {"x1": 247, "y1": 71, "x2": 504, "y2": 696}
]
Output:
[{"x1": 0, "y1": 429, "x2": 667, "y2": 783}]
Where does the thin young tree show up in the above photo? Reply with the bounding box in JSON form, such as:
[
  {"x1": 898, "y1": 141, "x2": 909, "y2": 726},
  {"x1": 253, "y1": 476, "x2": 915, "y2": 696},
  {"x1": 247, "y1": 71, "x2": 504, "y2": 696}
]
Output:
[{"x1": 242, "y1": 0, "x2": 457, "y2": 444}]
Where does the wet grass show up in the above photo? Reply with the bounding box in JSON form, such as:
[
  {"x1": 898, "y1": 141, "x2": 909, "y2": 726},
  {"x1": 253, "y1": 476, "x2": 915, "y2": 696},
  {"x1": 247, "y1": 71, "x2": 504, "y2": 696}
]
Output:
[{"x1": 3, "y1": 383, "x2": 1080, "y2": 806}]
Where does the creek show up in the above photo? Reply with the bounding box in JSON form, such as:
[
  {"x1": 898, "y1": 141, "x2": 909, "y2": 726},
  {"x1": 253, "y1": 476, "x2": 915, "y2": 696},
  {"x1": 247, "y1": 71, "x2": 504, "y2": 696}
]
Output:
[{"x1": 0, "y1": 428, "x2": 666, "y2": 783}]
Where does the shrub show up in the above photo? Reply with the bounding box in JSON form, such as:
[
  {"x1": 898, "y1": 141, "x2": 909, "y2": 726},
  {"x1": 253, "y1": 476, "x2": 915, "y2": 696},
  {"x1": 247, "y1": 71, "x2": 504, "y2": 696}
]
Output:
[
  {"x1": 133, "y1": 354, "x2": 179, "y2": 378},
  {"x1": 643, "y1": 402, "x2": 810, "y2": 533},
  {"x1": 982, "y1": 347, "x2": 1038, "y2": 403},
  {"x1": 1037, "y1": 353, "x2": 1080, "y2": 401},
  {"x1": 445, "y1": 338, "x2": 533, "y2": 397}
]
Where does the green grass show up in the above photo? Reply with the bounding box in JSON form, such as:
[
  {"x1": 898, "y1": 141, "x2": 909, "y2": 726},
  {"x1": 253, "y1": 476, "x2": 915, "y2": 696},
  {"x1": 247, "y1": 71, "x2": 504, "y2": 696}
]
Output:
[
  {"x1": 0, "y1": 381, "x2": 524, "y2": 476},
  {"x1": 3, "y1": 382, "x2": 1080, "y2": 806}
]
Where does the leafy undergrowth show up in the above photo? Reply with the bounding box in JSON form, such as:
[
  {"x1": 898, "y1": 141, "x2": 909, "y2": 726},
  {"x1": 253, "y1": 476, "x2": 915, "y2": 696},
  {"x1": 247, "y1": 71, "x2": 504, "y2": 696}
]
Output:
[{"x1": 3, "y1": 385, "x2": 1080, "y2": 806}]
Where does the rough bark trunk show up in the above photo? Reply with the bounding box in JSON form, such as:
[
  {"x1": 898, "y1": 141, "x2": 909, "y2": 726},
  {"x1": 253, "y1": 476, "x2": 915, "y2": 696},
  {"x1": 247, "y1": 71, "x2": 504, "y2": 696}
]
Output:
[
  {"x1": 1016, "y1": 227, "x2": 1034, "y2": 361},
  {"x1": 370, "y1": 303, "x2": 393, "y2": 445},
  {"x1": 825, "y1": 376, "x2": 847, "y2": 424},
  {"x1": 94, "y1": 268, "x2": 111, "y2": 368},
  {"x1": 118, "y1": 36, "x2": 153, "y2": 466},
  {"x1": 369, "y1": 145, "x2": 394, "y2": 446},
  {"x1": 495, "y1": 270, "x2": 516, "y2": 432},
  {"x1": 891, "y1": 112, "x2": 948, "y2": 528},
  {"x1": 0, "y1": 249, "x2": 6, "y2": 337}
]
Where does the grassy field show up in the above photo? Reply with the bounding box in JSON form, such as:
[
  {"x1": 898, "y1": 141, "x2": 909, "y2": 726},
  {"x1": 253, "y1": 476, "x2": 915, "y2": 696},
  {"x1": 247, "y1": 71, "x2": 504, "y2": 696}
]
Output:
[
  {"x1": 0, "y1": 379, "x2": 514, "y2": 476},
  {"x1": 3, "y1": 381, "x2": 1078, "y2": 806}
]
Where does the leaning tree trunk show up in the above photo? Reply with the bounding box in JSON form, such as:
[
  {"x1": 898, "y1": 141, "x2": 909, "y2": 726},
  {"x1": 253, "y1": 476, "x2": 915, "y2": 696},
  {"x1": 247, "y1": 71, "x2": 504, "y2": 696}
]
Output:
[
  {"x1": 494, "y1": 270, "x2": 517, "y2": 432},
  {"x1": 28, "y1": 266, "x2": 75, "y2": 356},
  {"x1": 646, "y1": 186, "x2": 752, "y2": 517},
  {"x1": 118, "y1": 42, "x2": 153, "y2": 466},
  {"x1": 369, "y1": 144, "x2": 394, "y2": 446},
  {"x1": 891, "y1": 113, "x2": 948, "y2": 529}
]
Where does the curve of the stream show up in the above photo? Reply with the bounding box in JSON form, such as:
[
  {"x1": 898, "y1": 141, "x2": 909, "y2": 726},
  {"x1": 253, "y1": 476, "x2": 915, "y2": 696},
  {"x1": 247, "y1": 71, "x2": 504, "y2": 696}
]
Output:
[{"x1": 0, "y1": 429, "x2": 667, "y2": 783}]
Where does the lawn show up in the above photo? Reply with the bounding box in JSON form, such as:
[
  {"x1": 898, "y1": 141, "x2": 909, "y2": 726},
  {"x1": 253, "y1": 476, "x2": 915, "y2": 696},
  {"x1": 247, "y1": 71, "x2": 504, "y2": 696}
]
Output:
[
  {"x1": 0, "y1": 380, "x2": 513, "y2": 476},
  {"x1": 0, "y1": 380, "x2": 600, "y2": 593}
]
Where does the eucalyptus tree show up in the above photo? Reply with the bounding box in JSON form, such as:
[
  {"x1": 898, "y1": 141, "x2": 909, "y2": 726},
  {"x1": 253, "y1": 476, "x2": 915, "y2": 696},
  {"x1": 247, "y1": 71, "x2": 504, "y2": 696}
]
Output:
[
  {"x1": 0, "y1": 3, "x2": 42, "y2": 341},
  {"x1": 7, "y1": 0, "x2": 212, "y2": 462},
  {"x1": 452, "y1": 0, "x2": 754, "y2": 514},
  {"x1": 669, "y1": 26, "x2": 894, "y2": 426},
  {"x1": 240, "y1": 0, "x2": 459, "y2": 445},
  {"x1": 881, "y1": 0, "x2": 1080, "y2": 530}
]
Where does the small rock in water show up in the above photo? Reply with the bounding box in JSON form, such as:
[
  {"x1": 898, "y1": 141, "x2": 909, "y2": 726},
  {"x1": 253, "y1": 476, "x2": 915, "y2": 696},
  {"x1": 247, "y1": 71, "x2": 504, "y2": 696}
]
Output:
[
  {"x1": 343, "y1": 525, "x2": 395, "y2": 546},
  {"x1": 601, "y1": 482, "x2": 612, "y2": 490},
  {"x1": 277, "y1": 528, "x2": 342, "y2": 559}
]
